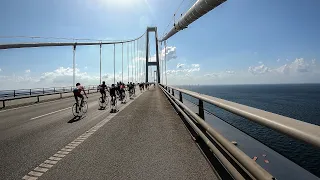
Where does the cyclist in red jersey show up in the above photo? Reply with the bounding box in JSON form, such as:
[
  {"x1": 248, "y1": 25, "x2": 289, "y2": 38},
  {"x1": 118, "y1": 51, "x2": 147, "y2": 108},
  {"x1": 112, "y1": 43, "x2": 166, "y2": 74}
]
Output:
[{"x1": 73, "y1": 83, "x2": 88, "y2": 113}]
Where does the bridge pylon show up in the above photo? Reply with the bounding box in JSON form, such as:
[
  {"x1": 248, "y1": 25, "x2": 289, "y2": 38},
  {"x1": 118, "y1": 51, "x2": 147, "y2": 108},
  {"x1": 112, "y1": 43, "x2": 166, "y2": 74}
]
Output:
[{"x1": 145, "y1": 27, "x2": 160, "y2": 83}]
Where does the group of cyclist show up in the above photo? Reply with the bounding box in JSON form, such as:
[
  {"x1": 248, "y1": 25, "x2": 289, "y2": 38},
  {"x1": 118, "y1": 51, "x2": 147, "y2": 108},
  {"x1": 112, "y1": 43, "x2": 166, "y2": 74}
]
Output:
[{"x1": 73, "y1": 81, "x2": 155, "y2": 113}]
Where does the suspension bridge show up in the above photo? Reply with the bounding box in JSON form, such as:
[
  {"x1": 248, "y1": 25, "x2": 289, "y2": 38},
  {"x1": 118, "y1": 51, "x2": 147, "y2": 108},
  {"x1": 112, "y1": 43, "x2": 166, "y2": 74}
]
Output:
[{"x1": 0, "y1": 0, "x2": 320, "y2": 180}]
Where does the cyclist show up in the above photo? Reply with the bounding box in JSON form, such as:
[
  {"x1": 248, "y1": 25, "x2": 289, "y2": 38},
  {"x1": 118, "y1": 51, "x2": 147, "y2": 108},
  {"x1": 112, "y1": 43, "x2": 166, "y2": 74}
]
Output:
[
  {"x1": 128, "y1": 82, "x2": 134, "y2": 97},
  {"x1": 119, "y1": 82, "x2": 125, "y2": 101},
  {"x1": 73, "y1": 83, "x2": 88, "y2": 113},
  {"x1": 99, "y1": 81, "x2": 107, "y2": 103},
  {"x1": 109, "y1": 84, "x2": 117, "y2": 113},
  {"x1": 133, "y1": 83, "x2": 136, "y2": 95}
]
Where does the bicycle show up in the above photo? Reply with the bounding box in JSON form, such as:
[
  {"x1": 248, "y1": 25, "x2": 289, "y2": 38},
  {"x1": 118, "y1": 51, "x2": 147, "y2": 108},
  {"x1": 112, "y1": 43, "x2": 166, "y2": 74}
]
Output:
[
  {"x1": 98, "y1": 95, "x2": 109, "y2": 109},
  {"x1": 129, "y1": 89, "x2": 134, "y2": 99},
  {"x1": 110, "y1": 95, "x2": 117, "y2": 113},
  {"x1": 119, "y1": 90, "x2": 126, "y2": 104},
  {"x1": 72, "y1": 99, "x2": 88, "y2": 117}
]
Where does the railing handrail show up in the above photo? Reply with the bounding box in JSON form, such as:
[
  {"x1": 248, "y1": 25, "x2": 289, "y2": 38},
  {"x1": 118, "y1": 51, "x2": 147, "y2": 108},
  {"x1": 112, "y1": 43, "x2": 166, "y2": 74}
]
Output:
[
  {"x1": 165, "y1": 85, "x2": 320, "y2": 148},
  {"x1": 0, "y1": 85, "x2": 98, "y2": 93},
  {"x1": 159, "y1": 85, "x2": 274, "y2": 180}
]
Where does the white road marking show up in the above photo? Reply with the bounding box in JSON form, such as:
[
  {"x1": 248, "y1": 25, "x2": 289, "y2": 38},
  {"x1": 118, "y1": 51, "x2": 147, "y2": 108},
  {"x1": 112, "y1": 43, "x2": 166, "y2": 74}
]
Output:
[
  {"x1": 49, "y1": 156, "x2": 62, "y2": 161},
  {"x1": 22, "y1": 175, "x2": 38, "y2": 180},
  {"x1": 30, "y1": 107, "x2": 71, "y2": 120},
  {"x1": 34, "y1": 167, "x2": 49, "y2": 173},
  {"x1": 21, "y1": 92, "x2": 143, "y2": 179},
  {"x1": 53, "y1": 154, "x2": 66, "y2": 158},
  {"x1": 44, "y1": 160, "x2": 58, "y2": 165},
  {"x1": 28, "y1": 171, "x2": 43, "y2": 177},
  {"x1": 57, "y1": 151, "x2": 69, "y2": 155},
  {"x1": 39, "y1": 163, "x2": 53, "y2": 168}
]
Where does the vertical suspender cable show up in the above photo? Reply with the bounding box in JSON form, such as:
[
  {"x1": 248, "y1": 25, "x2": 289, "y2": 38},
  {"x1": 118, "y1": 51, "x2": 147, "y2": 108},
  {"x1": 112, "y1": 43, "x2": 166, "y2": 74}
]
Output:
[
  {"x1": 134, "y1": 40, "x2": 136, "y2": 83},
  {"x1": 164, "y1": 41, "x2": 167, "y2": 85},
  {"x1": 100, "y1": 43, "x2": 102, "y2": 84},
  {"x1": 127, "y1": 42, "x2": 129, "y2": 83},
  {"x1": 113, "y1": 44, "x2": 115, "y2": 84},
  {"x1": 132, "y1": 41, "x2": 134, "y2": 82},
  {"x1": 138, "y1": 39, "x2": 140, "y2": 83},
  {"x1": 73, "y1": 44, "x2": 76, "y2": 87},
  {"x1": 122, "y1": 42, "x2": 123, "y2": 83}
]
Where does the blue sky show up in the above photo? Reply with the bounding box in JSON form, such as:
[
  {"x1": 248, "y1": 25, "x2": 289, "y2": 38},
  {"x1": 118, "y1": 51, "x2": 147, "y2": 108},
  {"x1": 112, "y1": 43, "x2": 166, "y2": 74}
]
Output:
[{"x1": 0, "y1": 0, "x2": 320, "y2": 89}]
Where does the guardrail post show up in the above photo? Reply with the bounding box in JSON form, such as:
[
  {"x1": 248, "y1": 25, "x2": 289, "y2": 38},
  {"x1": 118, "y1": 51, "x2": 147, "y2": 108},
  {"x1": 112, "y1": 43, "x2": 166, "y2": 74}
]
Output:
[
  {"x1": 43, "y1": 88, "x2": 45, "y2": 94},
  {"x1": 37, "y1": 96, "x2": 39, "y2": 102},
  {"x1": 2, "y1": 100, "x2": 5, "y2": 108},
  {"x1": 179, "y1": 92, "x2": 183, "y2": 102},
  {"x1": 54, "y1": 88, "x2": 55, "y2": 93},
  {"x1": 14, "y1": 90, "x2": 16, "y2": 97},
  {"x1": 88, "y1": 89, "x2": 89, "y2": 94},
  {"x1": 199, "y1": 99, "x2": 205, "y2": 120},
  {"x1": 63, "y1": 87, "x2": 65, "y2": 92},
  {"x1": 30, "y1": 89, "x2": 32, "y2": 95},
  {"x1": 60, "y1": 93, "x2": 62, "y2": 98},
  {"x1": 172, "y1": 89, "x2": 174, "y2": 96}
]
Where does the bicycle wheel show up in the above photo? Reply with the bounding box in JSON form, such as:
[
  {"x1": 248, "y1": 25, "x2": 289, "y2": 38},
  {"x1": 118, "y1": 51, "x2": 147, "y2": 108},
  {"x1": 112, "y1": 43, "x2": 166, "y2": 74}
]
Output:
[
  {"x1": 98, "y1": 97, "x2": 107, "y2": 108},
  {"x1": 105, "y1": 96, "x2": 110, "y2": 106},
  {"x1": 114, "y1": 98, "x2": 117, "y2": 109},
  {"x1": 82, "y1": 101, "x2": 88, "y2": 114},
  {"x1": 72, "y1": 103, "x2": 79, "y2": 116}
]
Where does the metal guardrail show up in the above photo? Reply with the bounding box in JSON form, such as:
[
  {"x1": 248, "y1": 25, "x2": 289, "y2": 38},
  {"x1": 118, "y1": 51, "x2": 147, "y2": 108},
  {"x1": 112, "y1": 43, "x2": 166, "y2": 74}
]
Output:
[
  {"x1": 159, "y1": 85, "x2": 275, "y2": 180},
  {"x1": 0, "y1": 85, "x2": 99, "y2": 108},
  {"x1": 163, "y1": 85, "x2": 320, "y2": 149}
]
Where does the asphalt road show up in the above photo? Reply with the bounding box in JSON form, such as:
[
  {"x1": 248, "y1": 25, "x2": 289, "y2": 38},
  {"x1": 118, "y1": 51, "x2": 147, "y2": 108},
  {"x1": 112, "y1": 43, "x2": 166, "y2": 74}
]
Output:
[
  {"x1": 0, "y1": 91, "x2": 134, "y2": 180},
  {"x1": 0, "y1": 87, "x2": 217, "y2": 180}
]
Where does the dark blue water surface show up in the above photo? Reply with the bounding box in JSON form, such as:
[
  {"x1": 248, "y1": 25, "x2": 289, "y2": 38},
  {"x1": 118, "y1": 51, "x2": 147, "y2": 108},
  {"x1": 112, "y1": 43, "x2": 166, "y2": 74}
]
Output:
[{"x1": 177, "y1": 84, "x2": 320, "y2": 177}]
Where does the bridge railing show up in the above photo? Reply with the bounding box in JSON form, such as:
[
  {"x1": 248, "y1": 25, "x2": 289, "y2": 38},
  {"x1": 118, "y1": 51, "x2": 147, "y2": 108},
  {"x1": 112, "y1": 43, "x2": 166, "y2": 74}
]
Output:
[
  {"x1": 159, "y1": 84, "x2": 320, "y2": 180},
  {"x1": 0, "y1": 85, "x2": 99, "y2": 108}
]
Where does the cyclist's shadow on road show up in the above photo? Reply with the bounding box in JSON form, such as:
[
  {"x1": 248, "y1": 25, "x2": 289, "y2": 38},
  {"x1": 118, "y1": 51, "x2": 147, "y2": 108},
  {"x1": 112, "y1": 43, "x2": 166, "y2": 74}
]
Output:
[{"x1": 68, "y1": 116, "x2": 85, "y2": 123}]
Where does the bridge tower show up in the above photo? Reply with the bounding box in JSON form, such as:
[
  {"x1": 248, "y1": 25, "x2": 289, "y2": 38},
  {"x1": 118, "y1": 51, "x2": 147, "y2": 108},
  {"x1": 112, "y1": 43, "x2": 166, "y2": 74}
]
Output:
[{"x1": 145, "y1": 27, "x2": 160, "y2": 83}]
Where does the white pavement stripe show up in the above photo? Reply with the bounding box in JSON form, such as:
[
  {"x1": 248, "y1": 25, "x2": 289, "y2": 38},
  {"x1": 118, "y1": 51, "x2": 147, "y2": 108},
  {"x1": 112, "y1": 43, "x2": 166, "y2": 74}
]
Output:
[
  {"x1": 22, "y1": 175, "x2": 38, "y2": 180},
  {"x1": 61, "y1": 148, "x2": 73, "y2": 152},
  {"x1": 28, "y1": 171, "x2": 43, "y2": 177},
  {"x1": 53, "y1": 154, "x2": 66, "y2": 158},
  {"x1": 49, "y1": 156, "x2": 62, "y2": 161},
  {"x1": 44, "y1": 160, "x2": 58, "y2": 165},
  {"x1": 30, "y1": 107, "x2": 71, "y2": 120},
  {"x1": 34, "y1": 167, "x2": 49, "y2": 173},
  {"x1": 70, "y1": 141, "x2": 82, "y2": 144},
  {"x1": 68, "y1": 143, "x2": 79, "y2": 147},
  {"x1": 39, "y1": 163, "x2": 53, "y2": 168},
  {"x1": 21, "y1": 92, "x2": 143, "y2": 179},
  {"x1": 57, "y1": 151, "x2": 69, "y2": 155}
]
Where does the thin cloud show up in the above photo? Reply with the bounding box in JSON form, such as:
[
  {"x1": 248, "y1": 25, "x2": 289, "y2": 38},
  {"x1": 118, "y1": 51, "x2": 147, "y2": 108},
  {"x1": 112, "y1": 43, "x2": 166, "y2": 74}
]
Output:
[
  {"x1": 176, "y1": 63, "x2": 185, "y2": 68},
  {"x1": 25, "y1": 69, "x2": 31, "y2": 73}
]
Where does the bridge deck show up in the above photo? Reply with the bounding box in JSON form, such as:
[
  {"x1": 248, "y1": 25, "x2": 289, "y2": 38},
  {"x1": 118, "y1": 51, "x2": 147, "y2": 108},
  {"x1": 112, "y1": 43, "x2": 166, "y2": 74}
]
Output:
[
  {"x1": 0, "y1": 87, "x2": 218, "y2": 180},
  {"x1": 39, "y1": 87, "x2": 217, "y2": 180}
]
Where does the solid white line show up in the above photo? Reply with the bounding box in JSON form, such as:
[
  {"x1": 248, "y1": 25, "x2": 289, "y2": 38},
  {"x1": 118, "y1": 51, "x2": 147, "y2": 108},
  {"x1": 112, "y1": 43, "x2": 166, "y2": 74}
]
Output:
[{"x1": 30, "y1": 107, "x2": 71, "y2": 120}]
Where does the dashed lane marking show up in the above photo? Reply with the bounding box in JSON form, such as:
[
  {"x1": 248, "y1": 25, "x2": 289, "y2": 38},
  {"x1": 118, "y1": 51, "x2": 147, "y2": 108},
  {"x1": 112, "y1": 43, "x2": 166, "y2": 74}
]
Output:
[{"x1": 21, "y1": 92, "x2": 143, "y2": 179}]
